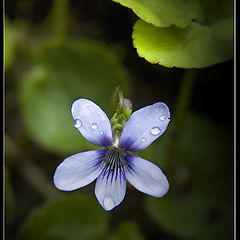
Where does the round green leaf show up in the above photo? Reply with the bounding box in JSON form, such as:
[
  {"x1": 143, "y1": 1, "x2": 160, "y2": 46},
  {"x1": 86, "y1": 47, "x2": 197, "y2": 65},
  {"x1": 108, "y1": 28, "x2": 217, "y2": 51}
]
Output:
[
  {"x1": 19, "y1": 194, "x2": 109, "y2": 240},
  {"x1": 113, "y1": 0, "x2": 233, "y2": 28},
  {"x1": 113, "y1": 0, "x2": 204, "y2": 28},
  {"x1": 133, "y1": 19, "x2": 233, "y2": 68},
  {"x1": 108, "y1": 221, "x2": 145, "y2": 240},
  {"x1": 145, "y1": 113, "x2": 233, "y2": 240},
  {"x1": 19, "y1": 38, "x2": 130, "y2": 154}
]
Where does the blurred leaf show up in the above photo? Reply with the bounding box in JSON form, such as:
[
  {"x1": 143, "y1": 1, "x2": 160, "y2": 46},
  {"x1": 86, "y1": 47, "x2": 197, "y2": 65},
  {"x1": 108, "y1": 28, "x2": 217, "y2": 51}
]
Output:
[
  {"x1": 108, "y1": 221, "x2": 145, "y2": 240},
  {"x1": 4, "y1": 17, "x2": 16, "y2": 70},
  {"x1": 113, "y1": 0, "x2": 204, "y2": 28},
  {"x1": 132, "y1": 18, "x2": 233, "y2": 68},
  {"x1": 5, "y1": 169, "x2": 15, "y2": 226},
  {"x1": 19, "y1": 194, "x2": 109, "y2": 240},
  {"x1": 145, "y1": 113, "x2": 233, "y2": 240},
  {"x1": 19, "y1": 38, "x2": 130, "y2": 154},
  {"x1": 145, "y1": 190, "x2": 233, "y2": 240}
]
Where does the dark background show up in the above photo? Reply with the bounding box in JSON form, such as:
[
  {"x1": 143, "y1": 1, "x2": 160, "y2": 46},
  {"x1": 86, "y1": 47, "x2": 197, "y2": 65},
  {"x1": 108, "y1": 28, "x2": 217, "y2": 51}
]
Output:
[{"x1": 5, "y1": 0, "x2": 234, "y2": 240}]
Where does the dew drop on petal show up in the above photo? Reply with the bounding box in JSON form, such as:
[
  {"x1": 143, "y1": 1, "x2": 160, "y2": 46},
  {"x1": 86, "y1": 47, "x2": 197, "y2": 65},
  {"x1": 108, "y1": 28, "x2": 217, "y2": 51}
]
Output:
[
  {"x1": 160, "y1": 115, "x2": 166, "y2": 121},
  {"x1": 103, "y1": 195, "x2": 115, "y2": 211},
  {"x1": 151, "y1": 127, "x2": 161, "y2": 135},
  {"x1": 73, "y1": 119, "x2": 82, "y2": 128},
  {"x1": 100, "y1": 131, "x2": 103, "y2": 135},
  {"x1": 141, "y1": 138, "x2": 146, "y2": 142},
  {"x1": 91, "y1": 123, "x2": 98, "y2": 130}
]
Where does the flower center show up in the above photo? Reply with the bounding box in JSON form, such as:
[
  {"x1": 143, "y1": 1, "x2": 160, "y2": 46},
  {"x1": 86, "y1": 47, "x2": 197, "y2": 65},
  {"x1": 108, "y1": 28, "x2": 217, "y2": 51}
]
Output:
[{"x1": 103, "y1": 147, "x2": 127, "y2": 171}]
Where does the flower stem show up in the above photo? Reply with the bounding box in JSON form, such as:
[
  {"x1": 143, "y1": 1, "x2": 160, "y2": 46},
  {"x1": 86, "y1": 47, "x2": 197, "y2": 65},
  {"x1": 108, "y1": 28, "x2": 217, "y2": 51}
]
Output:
[
  {"x1": 110, "y1": 86, "x2": 132, "y2": 146},
  {"x1": 174, "y1": 69, "x2": 197, "y2": 129},
  {"x1": 50, "y1": 0, "x2": 69, "y2": 36},
  {"x1": 167, "y1": 69, "x2": 197, "y2": 168}
]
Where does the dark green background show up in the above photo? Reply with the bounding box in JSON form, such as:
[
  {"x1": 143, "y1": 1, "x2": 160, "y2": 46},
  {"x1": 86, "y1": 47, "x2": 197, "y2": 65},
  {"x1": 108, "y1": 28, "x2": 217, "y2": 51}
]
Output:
[{"x1": 5, "y1": 0, "x2": 234, "y2": 240}]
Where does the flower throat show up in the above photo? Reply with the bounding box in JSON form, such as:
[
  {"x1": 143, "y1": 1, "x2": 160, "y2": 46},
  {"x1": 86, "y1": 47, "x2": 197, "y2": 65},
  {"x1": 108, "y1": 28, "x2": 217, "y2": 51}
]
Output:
[{"x1": 103, "y1": 147, "x2": 127, "y2": 171}]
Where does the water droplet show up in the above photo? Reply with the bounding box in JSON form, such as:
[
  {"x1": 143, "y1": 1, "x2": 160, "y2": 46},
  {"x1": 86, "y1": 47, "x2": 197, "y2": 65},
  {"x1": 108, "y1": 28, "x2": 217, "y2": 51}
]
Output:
[
  {"x1": 73, "y1": 119, "x2": 82, "y2": 128},
  {"x1": 141, "y1": 138, "x2": 146, "y2": 142},
  {"x1": 91, "y1": 123, "x2": 98, "y2": 130},
  {"x1": 160, "y1": 115, "x2": 166, "y2": 121},
  {"x1": 151, "y1": 127, "x2": 161, "y2": 135},
  {"x1": 100, "y1": 131, "x2": 103, "y2": 135},
  {"x1": 103, "y1": 195, "x2": 115, "y2": 211},
  {"x1": 160, "y1": 58, "x2": 163, "y2": 62}
]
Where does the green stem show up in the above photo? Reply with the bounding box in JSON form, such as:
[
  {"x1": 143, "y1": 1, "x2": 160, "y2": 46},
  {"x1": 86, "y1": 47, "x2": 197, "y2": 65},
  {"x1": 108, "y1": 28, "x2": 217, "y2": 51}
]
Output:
[
  {"x1": 174, "y1": 69, "x2": 197, "y2": 129},
  {"x1": 167, "y1": 69, "x2": 197, "y2": 169},
  {"x1": 50, "y1": 0, "x2": 69, "y2": 36}
]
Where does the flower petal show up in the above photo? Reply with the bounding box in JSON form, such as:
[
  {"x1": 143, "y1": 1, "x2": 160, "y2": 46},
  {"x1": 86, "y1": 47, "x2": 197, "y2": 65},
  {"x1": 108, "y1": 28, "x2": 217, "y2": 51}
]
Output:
[
  {"x1": 119, "y1": 102, "x2": 170, "y2": 151},
  {"x1": 95, "y1": 168, "x2": 126, "y2": 211},
  {"x1": 125, "y1": 153, "x2": 169, "y2": 197},
  {"x1": 71, "y1": 98, "x2": 112, "y2": 146},
  {"x1": 53, "y1": 149, "x2": 106, "y2": 191}
]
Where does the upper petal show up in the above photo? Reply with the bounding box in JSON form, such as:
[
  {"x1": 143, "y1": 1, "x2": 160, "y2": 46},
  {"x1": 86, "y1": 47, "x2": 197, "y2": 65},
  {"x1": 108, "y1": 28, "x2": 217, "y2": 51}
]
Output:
[
  {"x1": 53, "y1": 149, "x2": 106, "y2": 191},
  {"x1": 71, "y1": 98, "x2": 112, "y2": 147},
  {"x1": 125, "y1": 153, "x2": 169, "y2": 197},
  {"x1": 119, "y1": 102, "x2": 170, "y2": 151},
  {"x1": 95, "y1": 167, "x2": 126, "y2": 211}
]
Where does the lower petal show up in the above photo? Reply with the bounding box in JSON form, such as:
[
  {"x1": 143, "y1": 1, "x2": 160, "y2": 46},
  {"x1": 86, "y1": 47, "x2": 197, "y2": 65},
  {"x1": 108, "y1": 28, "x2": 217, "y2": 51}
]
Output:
[
  {"x1": 125, "y1": 153, "x2": 169, "y2": 197},
  {"x1": 95, "y1": 168, "x2": 126, "y2": 211},
  {"x1": 53, "y1": 149, "x2": 106, "y2": 191}
]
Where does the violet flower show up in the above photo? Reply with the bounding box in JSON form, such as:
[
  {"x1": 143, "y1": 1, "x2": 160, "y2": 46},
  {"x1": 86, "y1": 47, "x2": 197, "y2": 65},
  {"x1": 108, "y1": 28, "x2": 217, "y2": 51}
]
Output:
[{"x1": 53, "y1": 98, "x2": 170, "y2": 211}]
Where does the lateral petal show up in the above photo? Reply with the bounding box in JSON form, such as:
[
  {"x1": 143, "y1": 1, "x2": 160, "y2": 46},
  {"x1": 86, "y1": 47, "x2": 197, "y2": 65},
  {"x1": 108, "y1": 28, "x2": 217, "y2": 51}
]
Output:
[
  {"x1": 125, "y1": 153, "x2": 169, "y2": 197},
  {"x1": 53, "y1": 149, "x2": 106, "y2": 191}
]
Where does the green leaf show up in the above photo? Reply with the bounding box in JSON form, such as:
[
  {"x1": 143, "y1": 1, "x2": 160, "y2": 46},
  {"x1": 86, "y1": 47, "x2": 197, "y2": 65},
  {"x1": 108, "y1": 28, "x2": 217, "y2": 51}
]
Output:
[
  {"x1": 19, "y1": 194, "x2": 109, "y2": 240},
  {"x1": 133, "y1": 19, "x2": 233, "y2": 68},
  {"x1": 145, "y1": 113, "x2": 233, "y2": 240},
  {"x1": 113, "y1": 0, "x2": 233, "y2": 28},
  {"x1": 113, "y1": 0, "x2": 233, "y2": 68},
  {"x1": 113, "y1": 0, "x2": 204, "y2": 28},
  {"x1": 19, "y1": 38, "x2": 130, "y2": 154},
  {"x1": 108, "y1": 221, "x2": 145, "y2": 240}
]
